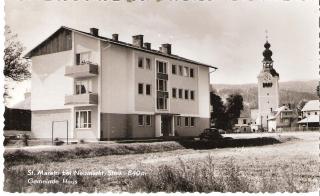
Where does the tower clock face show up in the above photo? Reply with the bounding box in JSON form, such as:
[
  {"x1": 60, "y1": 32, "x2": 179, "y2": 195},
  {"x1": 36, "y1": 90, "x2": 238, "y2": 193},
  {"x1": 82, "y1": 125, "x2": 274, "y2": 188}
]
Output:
[{"x1": 263, "y1": 74, "x2": 272, "y2": 82}]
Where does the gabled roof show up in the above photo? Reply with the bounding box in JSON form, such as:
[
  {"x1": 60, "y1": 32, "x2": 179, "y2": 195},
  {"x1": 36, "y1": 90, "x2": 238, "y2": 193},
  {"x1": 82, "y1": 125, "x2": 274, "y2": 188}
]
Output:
[
  {"x1": 298, "y1": 115, "x2": 320, "y2": 124},
  {"x1": 268, "y1": 105, "x2": 293, "y2": 120},
  {"x1": 25, "y1": 26, "x2": 217, "y2": 69},
  {"x1": 301, "y1": 100, "x2": 320, "y2": 112}
]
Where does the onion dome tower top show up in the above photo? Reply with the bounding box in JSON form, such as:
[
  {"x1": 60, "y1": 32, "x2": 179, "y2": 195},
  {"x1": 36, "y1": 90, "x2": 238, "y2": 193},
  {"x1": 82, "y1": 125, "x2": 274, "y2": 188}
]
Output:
[
  {"x1": 261, "y1": 30, "x2": 279, "y2": 77},
  {"x1": 263, "y1": 41, "x2": 273, "y2": 62}
]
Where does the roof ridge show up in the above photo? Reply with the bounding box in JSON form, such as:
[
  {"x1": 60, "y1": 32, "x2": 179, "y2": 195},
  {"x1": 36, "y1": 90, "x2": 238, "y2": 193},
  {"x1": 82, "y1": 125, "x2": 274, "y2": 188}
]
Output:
[{"x1": 26, "y1": 26, "x2": 217, "y2": 69}]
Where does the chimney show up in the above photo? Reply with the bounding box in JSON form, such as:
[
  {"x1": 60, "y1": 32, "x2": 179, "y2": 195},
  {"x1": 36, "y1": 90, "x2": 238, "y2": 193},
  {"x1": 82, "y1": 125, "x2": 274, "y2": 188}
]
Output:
[
  {"x1": 112, "y1": 34, "x2": 119, "y2": 41},
  {"x1": 132, "y1": 35, "x2": 144, "y2": 47},
  {"x1": 144, "y1": 42, "x2": 151, "y2": 50},
  {"x1": 90, "y1": 28, "x2": 99, "y2": 36},
  {"x1": 161, "y1": 43, "x2": 171, "y2": 55}
]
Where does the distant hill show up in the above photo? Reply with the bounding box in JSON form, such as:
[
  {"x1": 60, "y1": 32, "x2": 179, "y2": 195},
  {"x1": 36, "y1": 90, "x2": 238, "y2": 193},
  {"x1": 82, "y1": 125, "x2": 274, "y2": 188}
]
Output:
[{"x1": 212, "y1": 80, "x2": 318, "y2": 109}]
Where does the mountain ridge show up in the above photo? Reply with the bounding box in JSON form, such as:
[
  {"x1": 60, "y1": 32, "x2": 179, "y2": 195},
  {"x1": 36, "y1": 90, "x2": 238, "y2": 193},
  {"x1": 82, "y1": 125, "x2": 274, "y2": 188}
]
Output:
[{"x1": 211, "y1": 80, "x2": 318, "y2": 109}]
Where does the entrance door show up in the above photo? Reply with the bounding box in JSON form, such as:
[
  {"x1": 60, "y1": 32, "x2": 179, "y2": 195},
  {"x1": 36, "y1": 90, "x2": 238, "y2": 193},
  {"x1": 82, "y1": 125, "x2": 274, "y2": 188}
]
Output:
[{"x1": 161, "y1": 115, "x2": 171, "y2": 137}]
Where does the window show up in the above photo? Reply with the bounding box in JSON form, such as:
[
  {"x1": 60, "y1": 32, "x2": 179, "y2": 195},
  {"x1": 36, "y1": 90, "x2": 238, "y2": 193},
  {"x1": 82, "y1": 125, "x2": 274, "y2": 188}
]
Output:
[
  {"x1": 190, "y1": 117, "x2": 195, "y2": 127},
  {"x1": 146, "y1": 58, "x2": 151, "y2": 69},
  {"x1": 138, "y1": 83, "x2": 144, "y2": 94},
  {"x1": 243, "y1": 119, "x2": 247, "y2": 124},
  {"x1": 172, "y1": 88, "x2": 177, "y2": 98},
  {"x1": 183, "y1": 67, "x2": 189, "y2": 77},
  {"x1": 263, "y1": 83, "x2": 273, "y2": 88},
  {"x1": 184, "y1": 117, "x2": 189, "y2": 127},
  {"x1": 190, "y1": 90, "x2": 195, "y2": 100},
  {"x1": 157, "y1": 60, "x2": 167, "y2": 74},
  {"x1": 172, "y1": 64, "x2": 176, "y2": 74},
  {"x1": 75, "y1": 111, "x2": 92, "y2": 128},
  {"x1": 185, "y1": 90, "x2": 189, "y2": 99},
  {"x1": 76, "y1": 54, "x2": 81, "y2": 65},
  {"x1": 145, "y1": 115, "x2": 151, "y2": 126},
  {"x1": 178, "y1": 89, "x2": 183, "y2": 99},
  {"x1": 76, "y1": 52, "x2": 91, "y2": 65},
  {"x1": 177, "y1": 116, "x2": 181, "y2": 126},
  {"x1": 157, "y1": 97, "x2": 167, "y2": 110},
  {"x1": 75, "y1": 80, "x2": 91, "y2": 94},
  {"x1": 179, "y1": 65, "x2": 183, "y2": 75},
  {"x1": 315, "y1": 112, "x2": 318, "y2": 115},
  {"x1": 138, "y1": 57, "x2": 144, "y2": 68},
  {"x1": 157, "y1": 80, "x2": 167, "y2": 92},
  {"x1": 146, "y1": 84, "x2": 151, "y2": 95},
  {"x1": 190, "y1": 68, "x2": 194, "y2": 78},
  {"x1": 138, "y1": 115, "x2": 144, "y2": 126}
]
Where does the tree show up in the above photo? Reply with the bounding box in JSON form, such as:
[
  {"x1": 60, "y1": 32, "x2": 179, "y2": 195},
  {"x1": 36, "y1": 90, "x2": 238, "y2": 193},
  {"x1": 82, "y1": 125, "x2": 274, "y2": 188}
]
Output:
[
  {"x1": 225, "y1": 94, "x2": 244, "y2": 129},
  {"x1": 210, "y1": 92, "x2": 227, "y2": 129},
  {"x1": 4, "y1": 26, "x2": 31, "y2": 106},
  {"x1": 4, "y1": 26, "x2": 31, "y2": 81}
]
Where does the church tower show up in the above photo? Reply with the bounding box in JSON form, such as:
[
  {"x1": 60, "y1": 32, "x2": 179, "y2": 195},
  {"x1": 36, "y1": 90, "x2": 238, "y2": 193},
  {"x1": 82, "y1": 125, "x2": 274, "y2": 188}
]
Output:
[{"x1": 257, "y1": 40, "x2": 280, "y2": 129}]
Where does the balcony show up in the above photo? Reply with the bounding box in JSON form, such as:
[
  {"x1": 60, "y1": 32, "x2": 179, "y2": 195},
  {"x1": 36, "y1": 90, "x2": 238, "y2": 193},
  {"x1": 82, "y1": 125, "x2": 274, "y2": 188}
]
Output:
[
  {"x1": 157, "y1": 73, "x2": 168, "y2": 80},
  {"x1": 65, "y1": 63, "x2": 98, "y2": 78},
  {"x1": 157, "y1": 91, "x2": 169, "y2": 98},
  {"x1": 65, "y1": 93, "x2": 98, "y2": 105}
]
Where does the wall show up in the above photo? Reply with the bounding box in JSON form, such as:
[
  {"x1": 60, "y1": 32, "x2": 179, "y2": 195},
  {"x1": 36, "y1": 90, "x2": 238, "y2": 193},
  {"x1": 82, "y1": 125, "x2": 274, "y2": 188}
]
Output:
[
  {"x1": 101, "y1": 43, "x2": 134, "y2": 114},
  {"x1": 197, "y1": 66, "x2": 210, "y2": 118},
  {"x1": 31, "y1": 51, "x2": 73, "y2": 110},
  {"x1": 73, "y1": 33, "x2": 100, "y2": 94},
  {"x1": 100, "y1": 113, "x2": 128, "y2": 139},
  {"x1": 169, "y1": 60, "x2": 199, "y2": 115},
  {"x1": 128, "y1": 114, "x2": 155, "y2": 138},
  {"x1": 73, "y1": 106, "x2": 98, "y2": 139},
  {"x1": 175, "y1": 117, "x2": 209, "y2": 136},
  {"x1": 32, "y1": 109, "x2": 71, "y2": 139},
  {"x1": 257, "y1": 71, "x2": 279, "y2": 127},
  {"x1": 134, "y1": 51, "x2": 156, "y2": 112}
]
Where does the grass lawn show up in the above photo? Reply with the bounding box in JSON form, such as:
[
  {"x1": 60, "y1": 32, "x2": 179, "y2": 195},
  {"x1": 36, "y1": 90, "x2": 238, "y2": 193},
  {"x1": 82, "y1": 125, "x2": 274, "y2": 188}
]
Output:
[{"x1": 4, "y1": 131, "x2": 319, "y2": 192}]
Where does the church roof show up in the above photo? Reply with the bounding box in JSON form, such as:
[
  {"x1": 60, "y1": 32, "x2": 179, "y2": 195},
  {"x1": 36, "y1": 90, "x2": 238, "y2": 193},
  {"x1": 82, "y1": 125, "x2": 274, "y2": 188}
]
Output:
[{"x1": 269, "y1": 68, "x2": 279, "y2": 77}]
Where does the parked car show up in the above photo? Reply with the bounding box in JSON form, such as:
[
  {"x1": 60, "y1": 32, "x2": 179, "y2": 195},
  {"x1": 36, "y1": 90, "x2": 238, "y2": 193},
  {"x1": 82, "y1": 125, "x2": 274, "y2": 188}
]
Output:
[
  {"x1": 199, "y1": 128, "x2": 223, "y2": 140},
  {"x1": 218, "y1": 129, "x2": 226, "y2": 134}
]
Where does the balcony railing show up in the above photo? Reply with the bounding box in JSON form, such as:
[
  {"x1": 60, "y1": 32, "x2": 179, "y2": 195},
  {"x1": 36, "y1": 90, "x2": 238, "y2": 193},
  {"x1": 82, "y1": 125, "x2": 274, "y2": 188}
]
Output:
[
  {"x1": 157, "y1": 91, "x2": 169, "y2": 98},
  {"x1": 65, "y1": 63, "x2": 98, "y2": 78},
  {"x1": 65, "y1": 93, "x2": 98, "y2": 105},
  {"x1": 157, "y1": 73, "x2": 168, "y2": 80}
]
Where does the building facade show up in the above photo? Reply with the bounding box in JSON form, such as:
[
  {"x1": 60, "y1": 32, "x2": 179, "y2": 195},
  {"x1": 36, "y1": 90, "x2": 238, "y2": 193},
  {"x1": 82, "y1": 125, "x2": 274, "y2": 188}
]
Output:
[
  {"x1": 257, "y1": 41, "x2": 280, "y2": 129},
  {"x1": 298, "y1": 100, "x2": 320, "y2": 129},
  {"x1": 267, "y1": 105, "x2": 296, "y2": 132},
  {"x1": 234, "y1": 107, "x2": 251, "y2": 133},
  {"x1": 25, "y1": 26, "x2": 215, "y2": 140}
]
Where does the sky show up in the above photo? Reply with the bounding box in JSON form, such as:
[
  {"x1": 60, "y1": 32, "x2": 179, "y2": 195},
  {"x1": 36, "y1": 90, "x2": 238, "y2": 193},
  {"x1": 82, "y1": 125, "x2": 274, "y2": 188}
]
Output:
[{"x1": 4, "y1": 0, "x2": 319, "y2": 105}]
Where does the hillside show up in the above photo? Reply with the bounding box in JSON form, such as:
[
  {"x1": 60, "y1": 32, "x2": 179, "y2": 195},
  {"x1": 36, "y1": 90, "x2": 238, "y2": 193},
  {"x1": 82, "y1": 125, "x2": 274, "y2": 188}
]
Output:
[{"x1": 212, "y1": 80, "x2": 318, "y2": 109}]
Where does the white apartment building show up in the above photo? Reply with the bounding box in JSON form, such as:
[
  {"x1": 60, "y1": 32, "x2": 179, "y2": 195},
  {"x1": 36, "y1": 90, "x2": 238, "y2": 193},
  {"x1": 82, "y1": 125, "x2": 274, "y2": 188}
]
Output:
[{"x1": 25, "y1": 26, "x2": 216, "y2": 140}]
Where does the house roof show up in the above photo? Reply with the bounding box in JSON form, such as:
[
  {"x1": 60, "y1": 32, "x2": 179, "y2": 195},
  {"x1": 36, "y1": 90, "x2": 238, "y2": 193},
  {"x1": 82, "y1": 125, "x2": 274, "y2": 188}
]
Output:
[
  {"x1": 24, "y1": 26, "x2": 217, "y2": 69},
  {"x1": 301, "y1": 100, "x2": 320, "y2": 112},
  {"x1": 268, "y1": 105, "x2": 293, "y2": 120},
  {"x1": 298, "y1": 115, "x2": 320, "y2": 124}
]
